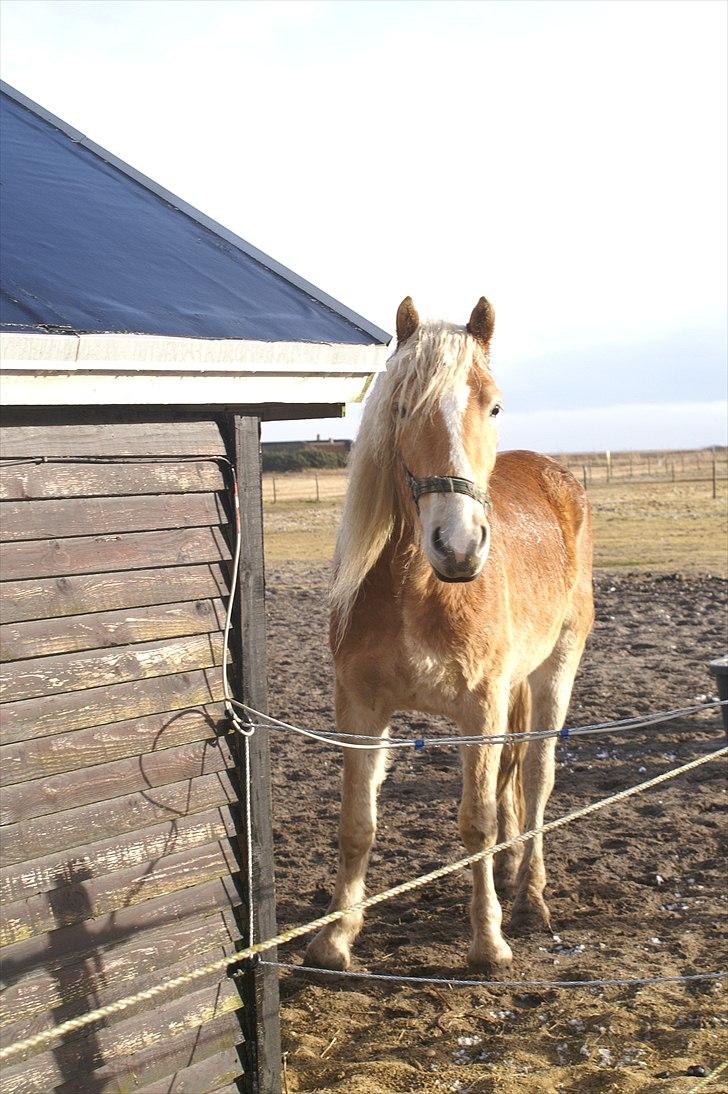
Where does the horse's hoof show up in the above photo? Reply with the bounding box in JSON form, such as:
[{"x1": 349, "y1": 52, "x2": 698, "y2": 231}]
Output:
[
  {"x1": 304, "y1": 930, "x2": 351, "y2": 972},
  {"x1": 509, "y1": 895, "x2": 552, "y2": 936},
  {"x1": 467, "y1": 938, "x2": 513, "y2": 972}
]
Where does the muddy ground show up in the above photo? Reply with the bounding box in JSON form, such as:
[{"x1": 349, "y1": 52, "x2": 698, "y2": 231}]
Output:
[{"x1": 263, "y1": 567, "x2": 727, "y2": 1094}]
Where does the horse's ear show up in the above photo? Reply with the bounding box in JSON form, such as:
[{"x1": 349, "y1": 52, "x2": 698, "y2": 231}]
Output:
[
  {"x1": 396, "y1": 296, "x2": 419, "y2": 346},
  {"x1": 467, "y1": 297, "x2": 495, "y2": 347}
]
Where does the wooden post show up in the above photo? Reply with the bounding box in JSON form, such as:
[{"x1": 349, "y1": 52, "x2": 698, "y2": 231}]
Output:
[
  {"x1": 582, "y1": 464, "x2": 588, "y2": 491},
  {"x1": 230, "y1": 415, "x2": 282, "y2": 1094},
  {"x1": 605, "y1": 449, "x2": 611, "y2": 482},
  {"x1": 671, "y1": 462, "x2": 676, "y2": 483},
  {"x1": 272, "y1": 476, "x2": 277, "y2": 504},
  {"x1": 314, "y1": 472, "x2": 320, "y2": 503},
  {"x1": 629, "y1": 454, "x2": 633, "y2": 478},
  {"x1": 713, "y1": 458, "x2": 717, "y2": 499}
]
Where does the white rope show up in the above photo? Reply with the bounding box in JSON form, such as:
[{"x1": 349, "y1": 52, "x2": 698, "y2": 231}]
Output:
[
  {"x1": 231, "y1": 699, "x2": 727, "y2": 751},
  {"x1": 262, "y1": 961, "x2": 727, "y2": 992},
  {"x1": 220, "y1": 464, "x2": 255, "y2": 950}
]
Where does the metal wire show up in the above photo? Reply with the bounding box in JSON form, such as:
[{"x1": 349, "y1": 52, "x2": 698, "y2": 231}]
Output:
[
  {"x1": 230, "y1": 699, "x2": 727, "y2": 751},
  {"x1": 263, "y1": 961, "x2": 727, "y2": 993}
]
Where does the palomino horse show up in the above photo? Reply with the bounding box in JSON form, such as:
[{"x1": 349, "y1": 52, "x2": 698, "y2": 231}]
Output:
[{"x1": 306, "y1": 297, "x2": 594, "y2": 972}]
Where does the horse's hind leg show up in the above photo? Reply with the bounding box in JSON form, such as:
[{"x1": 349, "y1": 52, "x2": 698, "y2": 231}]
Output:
[
  {"x1": 494, "y1": 682, "x2": 530, "y2": 897},
  {"x1": 305, "y1": 688, "x2": 390, "y2": 971},
  {"x1": 510, "y1": 628, "x2": 586, "y2": 933},
  {"x1": 494, "y1": 764, "x2": 522, "y2": 897}
]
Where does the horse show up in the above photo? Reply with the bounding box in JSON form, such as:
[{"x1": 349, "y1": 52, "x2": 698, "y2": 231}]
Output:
[{"x1": 305, "y1": 296, "x2": 594, "y2": 973}]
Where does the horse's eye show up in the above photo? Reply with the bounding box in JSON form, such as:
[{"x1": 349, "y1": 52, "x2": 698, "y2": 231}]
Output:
[{"x1": 490, "y1": 403, "x2": 502, "y2": 418}]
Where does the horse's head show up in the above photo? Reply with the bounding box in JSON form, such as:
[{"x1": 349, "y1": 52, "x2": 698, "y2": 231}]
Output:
[{"x1": 392, "y1": 297, "x2": 502, "y2": 583}]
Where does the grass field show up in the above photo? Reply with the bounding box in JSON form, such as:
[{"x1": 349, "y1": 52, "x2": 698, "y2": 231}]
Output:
[{"x1": 262, "y1": 469, "x2": 728, "y2": 574}]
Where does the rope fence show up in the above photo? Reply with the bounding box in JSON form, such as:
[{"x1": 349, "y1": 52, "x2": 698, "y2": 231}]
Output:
[
  {"x1": 231, "y1": 698, "x2": 727, "y2": 751},
  {"x1": 263, "y1": 962, "x2": 726, "y2": 993},
  {"x1": 1, "y1": 745, "x2": 724, "y2": 1065}
]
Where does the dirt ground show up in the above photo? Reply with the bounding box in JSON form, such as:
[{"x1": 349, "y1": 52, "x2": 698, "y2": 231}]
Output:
[{"x1": 263, "y1": 561, "x2": 727, "y2": 1094}]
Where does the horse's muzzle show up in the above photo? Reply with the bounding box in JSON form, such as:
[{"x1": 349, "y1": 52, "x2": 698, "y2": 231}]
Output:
[{"x1": 429, "y1": 522, "x2": 489, "y2": 582}]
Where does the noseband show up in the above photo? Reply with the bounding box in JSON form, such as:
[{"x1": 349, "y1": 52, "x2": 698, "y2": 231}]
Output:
[{"x1": 404, "y1": 466, "x2": 491, "y2": 513}]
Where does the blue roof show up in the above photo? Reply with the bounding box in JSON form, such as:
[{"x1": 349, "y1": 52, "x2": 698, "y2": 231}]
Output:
[{"x1": 0, "y1": 84, "x2": 390, "y2": 345}]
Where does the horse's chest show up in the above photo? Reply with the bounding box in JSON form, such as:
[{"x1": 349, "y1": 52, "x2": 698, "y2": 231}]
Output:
[{"x1": 402, "y1": 637, "x2": 474, "y2": 708}]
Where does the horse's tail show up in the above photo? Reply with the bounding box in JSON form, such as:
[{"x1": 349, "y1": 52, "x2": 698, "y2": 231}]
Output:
[{"x1": 497, "y1": 680, "x2": 531, "y2": 826}]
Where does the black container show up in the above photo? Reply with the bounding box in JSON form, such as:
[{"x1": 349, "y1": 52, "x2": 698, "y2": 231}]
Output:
[{"x1": 708, "y1": 656, "x2": 728, "y2": 734}]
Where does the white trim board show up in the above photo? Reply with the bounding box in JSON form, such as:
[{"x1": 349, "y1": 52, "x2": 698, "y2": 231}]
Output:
[
  {"x1": 0, "y1": 369, "x2": 376, "y2": 409},
  {"x1": 0, "y1": 332, "x2": 388, "y2": 408},
  {"x1": 0, "y1": 332, "x2": 388, "y2": 372}
]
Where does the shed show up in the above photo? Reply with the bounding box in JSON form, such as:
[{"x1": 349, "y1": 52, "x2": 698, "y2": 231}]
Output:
[{"x1": 0, "y1": 81, "x2": 389, "y2": 1094}]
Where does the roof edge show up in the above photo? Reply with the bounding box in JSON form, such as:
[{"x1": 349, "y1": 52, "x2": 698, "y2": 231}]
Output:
[{"x1": 0, "y1": 81, "x2": 393, "y2": 347}]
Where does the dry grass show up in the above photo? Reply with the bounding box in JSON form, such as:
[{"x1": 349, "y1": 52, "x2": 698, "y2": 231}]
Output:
[{"x1": 263, "y1": 470, "x2": 727, "y2": 576}]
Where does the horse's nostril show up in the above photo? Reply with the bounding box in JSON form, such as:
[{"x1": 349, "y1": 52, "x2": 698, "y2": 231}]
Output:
[
  {"x1": 480, "y1": 526, "x2": 488, "y2": 548},
  {"x1": 432, "y1": 527, "x2": 446, "y2": 556}
]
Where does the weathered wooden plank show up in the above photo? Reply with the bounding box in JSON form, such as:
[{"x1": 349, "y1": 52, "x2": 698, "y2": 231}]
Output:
[
  {"x1": 1, "y1": 562, "x2": 230, "y2": 624},
  {"x1": 1, "y1": 736, "x2": 234, "y2": 825},
  {"x1": 0, "y1": 458, "x2": 225, "y2": 501},
  {"x1": 58, "y1": 1012, "x2": 242, "y2": 1094},
  {"x1": 232, "y1": 414, "x2": 282, "y2": 1094},
  {"x1": 1, "y1": 940, "x2": 241, "y2": 1060},
  {"x1": 0, "y1": 597, "x2": 227, "y2": 661},
  {"x1": 0, "y1": 980, "x2": 242, "y2": 1089},
  {"x1": 0, "y1": 837, "x2": 241, "y2": 945},
  {"x1": 0, "y1": 524, "x2": 231, "y2": 581},
  {"x1": 1, "y1": 804, "x2": 237, "y2": 902},
  {"x1": 0, "y1": 632, "x2": 228, "y2": 703},
  {"x1": 0, "y1": 904, "x2": 241, "y2": 1029},
  {"x1": 138, "y1": 1046, "x2": 242, "y2": 1093},
  {"x1": 0, "y1": 420, "x2": 226, "y2": 458},
  {"x1": 0, "y1": 491, "x2": 230, "y2": 542},
  {"x1": 1, "y1": 770, "x2": 238, "y2": 865},
  {"x1": 1, "y1": 666, "x2": 225, "y2": 745},
  {"x1": 1, "y1": 875, "x2": 242, "y2": 986},
  {"x1": 1, "y1": 703, "x2": 226, "y2": 786}
]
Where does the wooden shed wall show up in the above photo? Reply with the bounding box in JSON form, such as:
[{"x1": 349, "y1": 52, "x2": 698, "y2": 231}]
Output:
[{"x1": 0, "y1": 417, "x2": 251, "y2": 1092}]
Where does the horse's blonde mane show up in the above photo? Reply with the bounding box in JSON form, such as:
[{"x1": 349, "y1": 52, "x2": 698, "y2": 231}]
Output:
[{"x1": 331, "y1": 321, "x2": 485, "y2": 640}]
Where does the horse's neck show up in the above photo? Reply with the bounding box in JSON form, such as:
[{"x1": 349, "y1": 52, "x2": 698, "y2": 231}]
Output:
[{"x1": 384, "y1": 511, "x2": 481, "y2": 616}]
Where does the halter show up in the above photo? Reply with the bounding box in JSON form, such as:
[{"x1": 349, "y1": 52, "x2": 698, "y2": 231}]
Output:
[{"x1": 404, "y1": 466, "x2": 491, "y2": 513}]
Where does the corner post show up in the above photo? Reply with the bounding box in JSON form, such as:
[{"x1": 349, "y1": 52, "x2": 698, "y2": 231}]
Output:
[{"x1": 230, "y1": 414, "x2": 282, "y2": 1094}]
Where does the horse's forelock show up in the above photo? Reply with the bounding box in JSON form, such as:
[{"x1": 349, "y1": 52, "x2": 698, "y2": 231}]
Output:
[{"x1": 331, "y1": 321, "x2": 490, "y2": 642}]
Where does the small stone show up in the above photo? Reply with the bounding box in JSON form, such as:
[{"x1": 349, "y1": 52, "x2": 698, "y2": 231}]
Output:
[
  {"x1": 656, "y1": 1071, "x2": 671, "y2": 1079},
  {"x1": 686, "y1": 1066, "x2": 708, "y2": 1078}
]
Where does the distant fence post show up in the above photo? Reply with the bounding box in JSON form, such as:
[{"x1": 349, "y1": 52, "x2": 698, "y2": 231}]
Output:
[
  {"x1": 713, "y1": 458, "x2": 717, "y2": 499},
  {"x1": 231, "y1": 414, "x2": 282, "y2": 1094},
  {"x1": 314, "y1": 472, "x2": 320, "y2": 503},
  {"x1": 272, "y1": 476, "x2": 277, "y2": 504},
  {"x1": 605, "y1": 449, "x2": 612, "y2": 482},
  {"x1": 582, "y1": 464, "x2": 588, "y2": 490}
]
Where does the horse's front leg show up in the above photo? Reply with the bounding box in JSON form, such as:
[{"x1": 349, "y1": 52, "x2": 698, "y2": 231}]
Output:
[
  {"x1": 305, "y1": 688, "x2": 390, "y2": 971},
  {"x1": 459, "y1": 688, "x2": 513, "y2": 970}
]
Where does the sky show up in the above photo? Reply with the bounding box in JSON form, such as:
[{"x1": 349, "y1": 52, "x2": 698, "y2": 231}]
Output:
[{"x1": 1, "y1": 0, "x2": 726, "y2": 451}]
